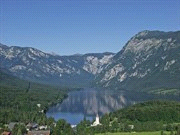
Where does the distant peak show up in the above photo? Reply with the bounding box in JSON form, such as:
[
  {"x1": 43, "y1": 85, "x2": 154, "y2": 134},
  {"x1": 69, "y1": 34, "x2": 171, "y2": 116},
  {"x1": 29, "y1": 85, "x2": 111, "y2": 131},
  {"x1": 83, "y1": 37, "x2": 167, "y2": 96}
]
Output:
[
  {"x1": 133, "y1": 30, "x2": 180, "y2": 40},
  {"x1": 135, "y1": 30, "x2": 164, "y2": 37},
  {"x1": 49, "y1": 52, "x2": 60, "y2": 56},
  {"x1": 71, "y1": 53, "x2": 83, "y2": 56},
  {"x1": 137, "y1": 30, "x2": 149, "y2": 36},
  {"x1": 0, "y1": 43, "x2": 8, "y2": 49},
  {"x1": 102, "y1": 52, "x2": 115, "y2": 55},
  {"x1": 0, "y1": 43, "x2": 7, "y2": 46}
]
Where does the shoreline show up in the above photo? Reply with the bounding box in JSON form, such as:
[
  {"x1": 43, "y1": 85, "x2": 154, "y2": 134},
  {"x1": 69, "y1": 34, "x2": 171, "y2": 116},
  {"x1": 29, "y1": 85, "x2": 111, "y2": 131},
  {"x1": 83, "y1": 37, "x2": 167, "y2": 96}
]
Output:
[
  {"x1": 44, "y1": 93, "x2": 68, "y2": 114},
  {"x1": 44, "y1": 87, "x2": 83, "y2": 114}
]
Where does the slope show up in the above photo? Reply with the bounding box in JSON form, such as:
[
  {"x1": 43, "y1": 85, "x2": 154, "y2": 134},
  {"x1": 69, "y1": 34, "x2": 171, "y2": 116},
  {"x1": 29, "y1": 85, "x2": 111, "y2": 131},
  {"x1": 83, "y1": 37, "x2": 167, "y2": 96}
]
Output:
[
  {"x1": 0, "y1": 69, "x2": 67, "y2": 124},
  {"x1": 95, "y1": 30, "x2": 180, "y2": 92}
]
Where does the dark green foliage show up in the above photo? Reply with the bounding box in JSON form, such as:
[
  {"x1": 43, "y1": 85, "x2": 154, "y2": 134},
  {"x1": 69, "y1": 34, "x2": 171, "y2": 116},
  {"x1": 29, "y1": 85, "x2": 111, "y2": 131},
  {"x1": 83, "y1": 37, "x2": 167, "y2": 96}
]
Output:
[
  {"x1": 175, "y1": 125, "x2": 180, "y2": 135},
  {"x1": 132, "y1": 121, "x2": 164, "y2": 132},
  {"x1": 93, "y1": 100, "x2": 179, "y2": 133},
  {"x1": 111, "y1": 121, "x2": 119, "y2": 132},
  {"x1": 12, "y1": 124, "x2": 27, "y2": 135},
  {"x1": 100, "y1": 114, "x2": 110, "y2": 132},
  {"x1": 76, "y1": 119, "x2": 93, "y2": 135},
  {"x1": 0, "y1": 70, "x2": 68, "y2": 124},
  {"x1": 52, "y1": 119, "x2": 74, "y2": 135},
  {"x1": 76, "y1": 100, "x2": 180, "y2": 134},
  {"x1": 110, "y1": 100, "x2": 180, "y2": 123},
  {"x1": 47, "y1": 117, "x2": 55, "y2": 129},
  {"x1": 166, "y1": 124, "x2": 175, "y2": 131}
]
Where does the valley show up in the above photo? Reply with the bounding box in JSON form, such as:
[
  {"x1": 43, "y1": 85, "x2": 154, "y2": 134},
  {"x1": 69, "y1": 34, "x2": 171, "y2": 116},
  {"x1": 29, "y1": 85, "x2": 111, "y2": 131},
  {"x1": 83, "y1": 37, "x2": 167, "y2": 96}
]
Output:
[
  {"x1": 0, "y1": 30, "x2": 180, "y2": 135},
  {"x1": 46, "y1": 88, "x2": 180, "y2": 125},
  {"x1": 1, "y1": 30, "x2": 180, "y2": 93},
  {"x1": 0, "y1": 70, "x2": 68, "y2": 134}
]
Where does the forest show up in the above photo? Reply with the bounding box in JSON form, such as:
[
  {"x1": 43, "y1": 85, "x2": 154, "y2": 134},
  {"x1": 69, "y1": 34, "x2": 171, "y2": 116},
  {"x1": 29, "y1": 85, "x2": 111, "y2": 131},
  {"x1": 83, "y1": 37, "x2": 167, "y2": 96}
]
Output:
[
  {"x1": 1, "y1": 70, "x2": 180, "y2": 135},
  {"x1": 74, "y1": 100, "x2": 180, "y2": 135},
  {"x1": 0, "y1": 70, "x2": 68, "y2": 125}
]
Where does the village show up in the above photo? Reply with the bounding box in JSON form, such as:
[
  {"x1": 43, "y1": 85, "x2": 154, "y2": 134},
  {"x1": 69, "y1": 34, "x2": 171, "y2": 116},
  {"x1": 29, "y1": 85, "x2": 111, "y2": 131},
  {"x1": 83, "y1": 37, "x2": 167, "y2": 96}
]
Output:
[
  {"x1": 1, "y1": 121, "x2": 51, "y2": 135},
  {"x1": 1, "y1": 113, "x2": 137, "y2": 135},
  {"x1": 0, "y1": 114, "x2": 103, "y2": 135}
]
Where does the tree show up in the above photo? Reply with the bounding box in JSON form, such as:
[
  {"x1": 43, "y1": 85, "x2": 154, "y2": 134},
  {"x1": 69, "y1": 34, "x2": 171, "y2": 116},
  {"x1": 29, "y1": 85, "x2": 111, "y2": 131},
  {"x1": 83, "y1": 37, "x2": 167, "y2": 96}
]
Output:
[
  {"x1": 76, "y1": 120, "x2": 87, "y2": 135},
  {"x1": 166, "y1": 124, "x2": 174, "y2": 131},
  {"x1": 47, "y1": 117, "x2": 55, "y2": 128},
  {"x1": 53, "y1": 119, "x2": 74, "y2": 135},
  {"x1": 175, "y1": 125, "x2": 180, "y2": 135},
  {"x1": 100, "y1": 114, "x2": 110, "y2": 132},
  {"x1": 19, "y1": 124, "x2": 27, "y2": 135},
  {"x1": 12, "y1": 124, "x2": 19, "y2": 135},
  {"x1": 17, "y1": 128, "x2": 22, "y2": 135},
  {"x1": 112, "y1": 121, "x2": 119, "y2": 132}
]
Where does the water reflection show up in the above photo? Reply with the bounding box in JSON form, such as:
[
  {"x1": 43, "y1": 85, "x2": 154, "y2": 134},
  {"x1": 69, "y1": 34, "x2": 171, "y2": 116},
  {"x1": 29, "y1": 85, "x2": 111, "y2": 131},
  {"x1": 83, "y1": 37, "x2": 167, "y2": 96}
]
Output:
[{"x1": 46, "y1": 88, "x2": 179, "y2": 125}]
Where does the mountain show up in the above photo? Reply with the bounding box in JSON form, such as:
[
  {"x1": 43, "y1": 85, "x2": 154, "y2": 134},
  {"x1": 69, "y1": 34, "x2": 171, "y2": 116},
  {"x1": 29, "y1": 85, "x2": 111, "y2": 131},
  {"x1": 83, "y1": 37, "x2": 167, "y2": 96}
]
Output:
[
  {"x1": 0, "y1": 43, "x2": 114, "y2": 87},
  {"x1": 95, "y1": 30, "x2": 180, "y2": 91},
  {"x1": 1, "y1": 30, "x2": 180, "y2": 90}
]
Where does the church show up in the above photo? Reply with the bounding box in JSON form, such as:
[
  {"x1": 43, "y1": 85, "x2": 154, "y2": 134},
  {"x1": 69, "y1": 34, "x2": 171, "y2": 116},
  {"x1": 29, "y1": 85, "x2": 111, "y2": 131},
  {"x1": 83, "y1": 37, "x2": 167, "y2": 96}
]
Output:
[{"x1": 91, "y1": 114, "x2": 102, "y2": 126}]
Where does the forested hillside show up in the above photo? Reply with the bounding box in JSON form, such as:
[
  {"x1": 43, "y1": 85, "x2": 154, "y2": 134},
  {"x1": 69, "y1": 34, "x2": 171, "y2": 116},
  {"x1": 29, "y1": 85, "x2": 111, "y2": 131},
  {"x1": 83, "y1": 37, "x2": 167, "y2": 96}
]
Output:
[
  {"x1": 109, "y1": 100, "x2": 180, "y2": 123},
  {"x1": 75, "y1": 100, "x2": 180, "y2": 134},
  {"x1": 0, "y1": 70, "x2": 68, "y2": 124}
]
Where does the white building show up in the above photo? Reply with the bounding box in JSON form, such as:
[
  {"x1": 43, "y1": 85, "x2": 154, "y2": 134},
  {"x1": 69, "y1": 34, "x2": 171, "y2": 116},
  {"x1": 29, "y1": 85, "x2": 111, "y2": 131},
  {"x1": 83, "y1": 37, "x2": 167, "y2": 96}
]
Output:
[
  {"x1": 91, "y1": 114, "x2": 102, "y2": 126},
  {"x1": 37, "y1": 104, "x2": 41, "y2": 108}
]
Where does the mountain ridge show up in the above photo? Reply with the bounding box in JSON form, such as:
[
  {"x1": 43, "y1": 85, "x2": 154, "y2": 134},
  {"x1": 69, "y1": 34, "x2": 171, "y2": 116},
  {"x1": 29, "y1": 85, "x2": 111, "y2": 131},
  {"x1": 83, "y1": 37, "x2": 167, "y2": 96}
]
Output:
[
  {"x1": 1, "y1": 30, "x2": 180, "y2": 90},
  {"x1": 0, "y1": 44, "x2": 114, "y2": 87},
  {"x1": 95, "y1": 30, "x2": 180, "y2": 91}
]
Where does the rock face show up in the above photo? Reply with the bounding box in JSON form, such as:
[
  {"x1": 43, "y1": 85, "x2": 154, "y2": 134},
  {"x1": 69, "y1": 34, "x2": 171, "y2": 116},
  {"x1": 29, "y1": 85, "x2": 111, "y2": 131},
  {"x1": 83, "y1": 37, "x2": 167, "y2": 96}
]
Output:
[
  {"x1": 95, "y1": 30, "x2": 180, "y2": 91},
  {"x1": 1, "y1": 30, "x2": 180, "y2": 90},
  {"x1": 0, "y1": 43, "x2": 114, "y2": 86}
]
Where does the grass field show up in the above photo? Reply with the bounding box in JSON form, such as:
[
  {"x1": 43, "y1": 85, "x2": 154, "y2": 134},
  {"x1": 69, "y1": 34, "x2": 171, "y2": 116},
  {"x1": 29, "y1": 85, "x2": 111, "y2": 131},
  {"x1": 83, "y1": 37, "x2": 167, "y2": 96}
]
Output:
[
  {"x1": 96, "y1": 131, "x2": 173, "y2": 135},
  {"x1": 148, "y1": 88, "x2": 180, "y2": 95}
]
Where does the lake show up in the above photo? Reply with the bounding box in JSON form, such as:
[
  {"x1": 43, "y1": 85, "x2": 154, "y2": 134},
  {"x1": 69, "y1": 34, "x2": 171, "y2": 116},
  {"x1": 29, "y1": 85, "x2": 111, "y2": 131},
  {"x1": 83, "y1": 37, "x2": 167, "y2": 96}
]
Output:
[{"x1": 46, "y1": 88, "x2": 179, "y2": 125}]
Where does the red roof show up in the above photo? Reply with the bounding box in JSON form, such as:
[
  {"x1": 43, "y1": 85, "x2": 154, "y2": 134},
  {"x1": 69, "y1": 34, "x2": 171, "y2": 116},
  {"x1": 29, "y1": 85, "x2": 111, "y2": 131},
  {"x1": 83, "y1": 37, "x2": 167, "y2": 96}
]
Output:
[
  {"x1": 27, "y1": 130, "x2": 50, "y2": 135},
  {"x1": 1, "y1": 131, "x2": 11, "y2": 135}
]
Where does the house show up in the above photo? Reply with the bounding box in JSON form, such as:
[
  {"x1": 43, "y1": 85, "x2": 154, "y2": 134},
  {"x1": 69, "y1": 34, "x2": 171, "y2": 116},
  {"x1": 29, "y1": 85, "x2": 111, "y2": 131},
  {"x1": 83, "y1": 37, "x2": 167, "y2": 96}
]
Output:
[
  {"x1": 37, "y1": 104, "x2": 41, "y2": 108},
  {"x1": 128, "y1": 124, "x2": 135, "y2": 130},
  {"x1": 38, "y1": 125, "x2": 47, "y2": 130},
  {"x1": 27, "y1": 130, "x2": 50, "y2": 135},
  {"x1": 26, "y1": 123, "x2": 38, "y2": 131},
  {"x1": 8, "y1": 122, "x2": 18, "y2": 131},
  {"x1": 1, "y1": 131, "x2": 11, "y2": 135},
  {"x1": 8, "y1": 122, "x2": 24, "y2": 131}
]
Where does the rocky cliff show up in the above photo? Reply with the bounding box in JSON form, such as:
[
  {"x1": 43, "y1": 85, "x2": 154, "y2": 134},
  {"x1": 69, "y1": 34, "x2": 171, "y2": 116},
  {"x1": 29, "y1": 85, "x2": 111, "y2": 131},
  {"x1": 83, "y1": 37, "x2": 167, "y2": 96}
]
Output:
[
  {"x1": 1, "y1": 30, "x2": 180, "y2": 90},
  {"x1": 95, "y1": 30, "x2": 180, "y2": 91},
  {"x1": 0, "y1": 43, "x2": 114, "y2": 86}
]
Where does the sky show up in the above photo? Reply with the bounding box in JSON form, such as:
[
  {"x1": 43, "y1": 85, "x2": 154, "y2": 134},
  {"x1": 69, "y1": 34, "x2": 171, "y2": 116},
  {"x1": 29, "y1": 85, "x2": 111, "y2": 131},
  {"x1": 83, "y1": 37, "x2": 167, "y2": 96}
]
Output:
[{"x1": 1, "y1": 0, "x2": 180, "y2": 55}]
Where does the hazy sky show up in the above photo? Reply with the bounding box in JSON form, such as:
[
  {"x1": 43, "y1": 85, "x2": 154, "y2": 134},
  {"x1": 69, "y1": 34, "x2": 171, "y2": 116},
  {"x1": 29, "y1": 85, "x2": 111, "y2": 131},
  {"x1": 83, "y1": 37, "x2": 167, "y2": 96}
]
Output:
[{"x1": 1, "y1": 0, "x2": 180, "y2": 55}]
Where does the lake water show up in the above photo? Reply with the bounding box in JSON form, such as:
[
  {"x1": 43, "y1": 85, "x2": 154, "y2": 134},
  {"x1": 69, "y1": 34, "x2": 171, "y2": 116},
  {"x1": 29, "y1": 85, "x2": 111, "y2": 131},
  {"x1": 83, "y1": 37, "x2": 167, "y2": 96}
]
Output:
[{"x1": 46, "y1": 88, "x2": 179, "y2": 125}]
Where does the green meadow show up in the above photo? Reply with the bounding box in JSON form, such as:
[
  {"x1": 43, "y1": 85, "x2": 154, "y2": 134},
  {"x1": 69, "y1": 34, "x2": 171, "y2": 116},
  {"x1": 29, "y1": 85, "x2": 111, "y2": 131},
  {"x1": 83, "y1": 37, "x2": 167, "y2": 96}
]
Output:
[{"x1": 96, "y1": 131, "x2": 174, "y2": 135}]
